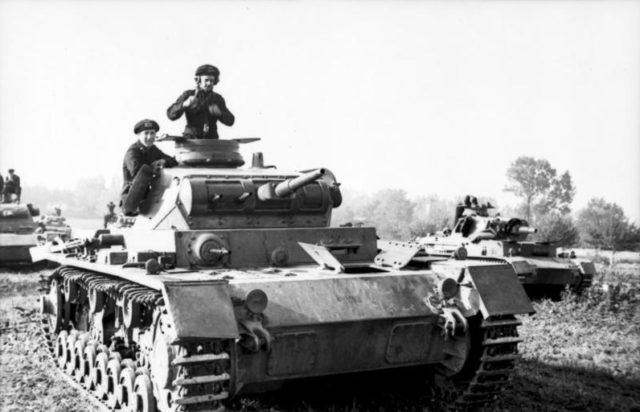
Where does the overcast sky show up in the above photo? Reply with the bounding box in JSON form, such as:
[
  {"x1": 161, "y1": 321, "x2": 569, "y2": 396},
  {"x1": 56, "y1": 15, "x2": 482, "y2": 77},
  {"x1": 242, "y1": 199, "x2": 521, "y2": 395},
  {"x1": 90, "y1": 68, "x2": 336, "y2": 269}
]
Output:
[{"x1": 0, "y1": 0, "x2": 638, "y2": 222}]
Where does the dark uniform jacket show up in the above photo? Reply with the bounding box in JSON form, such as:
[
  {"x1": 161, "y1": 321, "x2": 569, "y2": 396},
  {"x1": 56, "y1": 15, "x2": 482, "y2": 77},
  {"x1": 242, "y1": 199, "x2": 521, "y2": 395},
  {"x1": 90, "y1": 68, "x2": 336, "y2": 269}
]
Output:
[
  {"x1": 167, "y1": 89, "x2": 234, "y2": 139},
  {"x1": 121, "y1": 141, "x2": 178, "y2": 195},
  {"x1": 6, "y1": 174, "x2": 20, "y2": 194}
]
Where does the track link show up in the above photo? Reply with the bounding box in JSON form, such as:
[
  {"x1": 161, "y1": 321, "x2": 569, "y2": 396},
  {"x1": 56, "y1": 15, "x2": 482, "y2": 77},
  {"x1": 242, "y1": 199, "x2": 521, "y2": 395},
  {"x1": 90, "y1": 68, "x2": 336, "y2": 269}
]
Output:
[{"x1": 435, "y1": 316, "x2": 522, "y2": 411}]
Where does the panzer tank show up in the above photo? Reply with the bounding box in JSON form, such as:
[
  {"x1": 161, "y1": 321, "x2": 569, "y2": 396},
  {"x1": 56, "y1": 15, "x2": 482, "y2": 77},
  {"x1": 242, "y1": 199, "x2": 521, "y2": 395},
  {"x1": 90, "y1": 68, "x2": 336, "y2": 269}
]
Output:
[
  {"x1": 0, "y1": 202, "x2": 40, "y2": 265},
  {"x1": 32, "y1": 140, "x2": 534, "y2": 411},
  {"x1": 36, "y1": 210, "x2": 73, "y2": 242},
  {"x1": 417, "y1": 197, "x2": 596, "y2": 297}
]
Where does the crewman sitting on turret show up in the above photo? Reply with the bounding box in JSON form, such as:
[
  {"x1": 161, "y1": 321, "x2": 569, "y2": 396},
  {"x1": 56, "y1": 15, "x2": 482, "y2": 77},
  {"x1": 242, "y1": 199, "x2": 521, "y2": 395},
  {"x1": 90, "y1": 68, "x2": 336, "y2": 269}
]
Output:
[
  {"x1": 121, "y1": 119, "x2": 177, "y2": 214},
  {"x1": 167, "y1": 64, "x2": 235, "y2": 139}
]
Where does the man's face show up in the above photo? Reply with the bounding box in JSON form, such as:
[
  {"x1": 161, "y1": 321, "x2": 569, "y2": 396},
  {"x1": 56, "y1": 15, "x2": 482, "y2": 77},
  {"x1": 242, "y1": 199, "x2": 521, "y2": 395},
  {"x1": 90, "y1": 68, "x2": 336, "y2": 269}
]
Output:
[
  {"x1": 137, "y1": 130, "x2": 156, "y2": 147},
  {"x1": 197, "y1": 75, "x2": 217, "y2": 91}
]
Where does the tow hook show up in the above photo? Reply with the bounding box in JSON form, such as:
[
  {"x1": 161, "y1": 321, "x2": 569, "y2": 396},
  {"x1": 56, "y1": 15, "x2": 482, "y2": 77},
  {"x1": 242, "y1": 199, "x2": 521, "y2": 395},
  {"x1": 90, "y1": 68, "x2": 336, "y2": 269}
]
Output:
[
  {"x1": 439, "y1": 307, "x2": 468, "y2": 339},
  {"x1": 238, "y1": 316, "x2": 272, "y2": 352}
]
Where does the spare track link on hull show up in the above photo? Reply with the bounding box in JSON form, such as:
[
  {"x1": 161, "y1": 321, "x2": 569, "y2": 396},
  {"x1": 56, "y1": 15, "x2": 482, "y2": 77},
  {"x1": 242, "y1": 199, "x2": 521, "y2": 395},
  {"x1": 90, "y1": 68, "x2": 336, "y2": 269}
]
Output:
[
  {"x1": 37, "y1": 265, "x2": 233, "y2": 412},
  {"x1": 437, "y1": 316, "x2": 522, "y2": 411}
]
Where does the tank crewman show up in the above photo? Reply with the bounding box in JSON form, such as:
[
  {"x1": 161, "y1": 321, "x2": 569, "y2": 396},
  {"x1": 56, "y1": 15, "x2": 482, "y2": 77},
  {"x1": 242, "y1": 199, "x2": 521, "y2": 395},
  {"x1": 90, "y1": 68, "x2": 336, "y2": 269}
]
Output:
[
  {"x1": 104, "y1": 201, "x2": 116, "y2": 228},
  {"x1": 4, "y1": 169, "x2": 21, "y2": 203},
  {"x1": 121, "y1": 119, "x2": 177, "y2": 208},
  {"x1": 167, "y1": 64, "x2": 235, "y2": 139}
]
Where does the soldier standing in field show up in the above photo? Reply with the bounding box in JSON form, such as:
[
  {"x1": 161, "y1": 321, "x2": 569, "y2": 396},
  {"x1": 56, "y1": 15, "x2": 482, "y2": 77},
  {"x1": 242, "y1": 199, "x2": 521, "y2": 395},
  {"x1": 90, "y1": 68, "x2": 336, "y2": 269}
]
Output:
[
  {"x1": 167, "y1": 64, "x2": 235, "y2": 139},
  {"x1": 104, "y1": 201, "x2": 117, "y2": 228}
]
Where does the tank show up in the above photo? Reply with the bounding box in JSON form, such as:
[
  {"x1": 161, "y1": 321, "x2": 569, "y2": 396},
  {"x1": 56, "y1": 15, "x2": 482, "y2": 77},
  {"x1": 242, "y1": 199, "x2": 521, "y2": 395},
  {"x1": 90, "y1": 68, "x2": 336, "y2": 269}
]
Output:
[
  {"x1": 32, "y1": 140, "x2": 534, "y2": 411},
  {"x1": 0, "y1": 202, "x2": 40, "y2": 265},
  {"x1": 417, "y1": 196, "x2": 596, "y2": 297},
  {"x1": 36, "y1": 210, "x2": 73, "y2": 242}
]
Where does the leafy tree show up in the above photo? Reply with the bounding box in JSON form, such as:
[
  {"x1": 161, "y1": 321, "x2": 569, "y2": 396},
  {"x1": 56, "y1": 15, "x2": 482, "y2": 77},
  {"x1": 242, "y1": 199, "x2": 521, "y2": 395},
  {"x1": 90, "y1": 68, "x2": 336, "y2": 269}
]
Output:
[
  {"x1": 409, "y1": 195, "x2": 457, "y2": 238},
  {"x1": 366, "y1": 189, "x2": 416, "y2": 240},
  {"x1": 504, "y1": 156, "x2": 575, "y2": 223},
  {"x1": 21, "y1": 174, "x2": 121, "y2": 218},
  {"x1": 576, "y1": 198, "x2": 638, "y2": 252},
  {"x1": 621, "y1": 223, "x2": 640, "y2": 251},
  {"x1": 532, "y1": 212, "x2": 579, "y2": 247}
]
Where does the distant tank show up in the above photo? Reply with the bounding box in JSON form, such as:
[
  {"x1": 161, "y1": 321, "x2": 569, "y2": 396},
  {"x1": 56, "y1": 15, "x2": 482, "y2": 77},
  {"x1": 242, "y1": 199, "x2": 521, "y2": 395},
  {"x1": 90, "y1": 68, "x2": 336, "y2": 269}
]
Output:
[
  {"x1": 36, "y1": 209, "x2": 72, "y2": 242},
  {"x1": 33, "y1": 139, "x2": 533, "y2": 411},
  {"x1": 105, "y1": 214, "x2": 136, "y2": 230},
  {"x1": 0, "y1": 203, "x2": 40, "y2": 265},
  {"x1": 417, "y1": 196, "x2": 596, "y2": 297}
]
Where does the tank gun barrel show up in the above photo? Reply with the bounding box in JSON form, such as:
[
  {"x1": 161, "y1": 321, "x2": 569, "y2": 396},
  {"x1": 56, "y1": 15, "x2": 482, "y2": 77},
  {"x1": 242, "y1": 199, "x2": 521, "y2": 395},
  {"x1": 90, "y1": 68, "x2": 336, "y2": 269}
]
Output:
[
  {"x1": 514, "y1": 226, "x2": 537, "y2": 234},
  {"x1": 274, "y1": 168, "x2": 325, "y2": 197},
  {"x1": 258, "y1": 169, "x2": 325, "y2": 201}
]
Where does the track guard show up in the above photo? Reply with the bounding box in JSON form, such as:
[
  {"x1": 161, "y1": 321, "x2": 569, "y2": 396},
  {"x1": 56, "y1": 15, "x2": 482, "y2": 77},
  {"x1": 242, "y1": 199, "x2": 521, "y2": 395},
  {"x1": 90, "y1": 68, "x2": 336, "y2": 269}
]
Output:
[
  {"x1": 161, "y1": 280, "x2": 239, "y2": 342},
  {"x1": 466, "y1": 264, "x2": 535, "y2": 317}
]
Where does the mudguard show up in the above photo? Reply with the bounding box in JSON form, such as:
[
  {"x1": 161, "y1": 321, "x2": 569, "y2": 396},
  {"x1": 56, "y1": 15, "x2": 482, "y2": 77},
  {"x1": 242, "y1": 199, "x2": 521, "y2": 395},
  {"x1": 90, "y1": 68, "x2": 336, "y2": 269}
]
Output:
[
  {"x1": 576, "y1": 260, "x2": 596, "y2": 275},
  {"x1": 161, "y1": 280, "x2": 239, "y2": 342},
  {"x1": 467, "y1": 264, "x2": 535, "y2": 317}
]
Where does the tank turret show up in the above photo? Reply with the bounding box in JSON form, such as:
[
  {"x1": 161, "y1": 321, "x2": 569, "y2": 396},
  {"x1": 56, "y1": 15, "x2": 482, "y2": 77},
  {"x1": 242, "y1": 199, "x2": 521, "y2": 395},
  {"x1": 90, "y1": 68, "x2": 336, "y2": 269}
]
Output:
[{"x1": 129, "y1": 140, "x2": 342, "y2": 232}]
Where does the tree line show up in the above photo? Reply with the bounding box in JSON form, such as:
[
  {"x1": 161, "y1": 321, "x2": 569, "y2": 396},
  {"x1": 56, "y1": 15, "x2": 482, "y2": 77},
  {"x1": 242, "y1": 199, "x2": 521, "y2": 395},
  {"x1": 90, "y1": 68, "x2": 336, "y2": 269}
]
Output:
[{"x1": 22, "y1": 175, "x2": 121, "y2": 218}]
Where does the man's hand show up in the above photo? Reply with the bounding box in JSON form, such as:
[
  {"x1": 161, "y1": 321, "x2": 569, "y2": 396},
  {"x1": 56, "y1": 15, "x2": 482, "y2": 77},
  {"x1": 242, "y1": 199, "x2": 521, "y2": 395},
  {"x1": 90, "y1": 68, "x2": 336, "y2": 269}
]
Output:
[
  {"x1": 209, "y1": 103, "x2": 222, "y2": 117},
  {"x1": 183, "y1": 89, "x2": 199, "y2": 108},
  {"x1": 151, "y1": 159, "x2": 167, "y2": 173},
  {"x1": 182, "y1": 94, "x2": 197, "y2": 108}
]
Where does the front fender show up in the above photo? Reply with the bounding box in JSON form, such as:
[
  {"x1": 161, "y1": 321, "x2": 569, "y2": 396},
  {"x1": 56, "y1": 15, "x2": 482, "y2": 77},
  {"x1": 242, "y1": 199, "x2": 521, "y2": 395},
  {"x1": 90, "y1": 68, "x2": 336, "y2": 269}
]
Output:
[
  {"x1": 161, "y1": 280, "x2": 240, "y2": 343},
  {"x1": 466, "y1": 264, "x2": 535, "y2": 317}
]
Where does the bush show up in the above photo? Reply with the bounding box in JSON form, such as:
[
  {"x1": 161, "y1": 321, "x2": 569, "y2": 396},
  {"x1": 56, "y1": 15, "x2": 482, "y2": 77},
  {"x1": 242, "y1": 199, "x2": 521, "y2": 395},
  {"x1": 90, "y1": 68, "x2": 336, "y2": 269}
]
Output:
[{"x1": 559, "y1": 268, "x2": 640, "y2": 323}]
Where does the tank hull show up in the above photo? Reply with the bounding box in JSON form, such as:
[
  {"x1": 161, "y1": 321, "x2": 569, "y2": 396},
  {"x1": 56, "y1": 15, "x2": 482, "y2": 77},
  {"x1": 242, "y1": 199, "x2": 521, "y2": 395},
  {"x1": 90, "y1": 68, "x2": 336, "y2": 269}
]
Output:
[
  {"x1": 0, "y1": 233, "x2": 37, "y2": 265},
  {"x1": 35, "y1": 245, "x2": 532, "y2": 410},
  {"x1": 0, "y1": 203, "x2": 39, "y2": 265},
  {"x1": 418, "y1": 236, "x2": 596, "y2": 297}
]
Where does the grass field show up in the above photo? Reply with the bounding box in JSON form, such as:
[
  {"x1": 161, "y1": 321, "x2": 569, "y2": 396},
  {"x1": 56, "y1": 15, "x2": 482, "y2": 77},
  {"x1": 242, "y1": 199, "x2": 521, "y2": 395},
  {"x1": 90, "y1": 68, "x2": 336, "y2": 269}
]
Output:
[{"x1": 0, "y1": 264, "x2": 638, "y2": 412}]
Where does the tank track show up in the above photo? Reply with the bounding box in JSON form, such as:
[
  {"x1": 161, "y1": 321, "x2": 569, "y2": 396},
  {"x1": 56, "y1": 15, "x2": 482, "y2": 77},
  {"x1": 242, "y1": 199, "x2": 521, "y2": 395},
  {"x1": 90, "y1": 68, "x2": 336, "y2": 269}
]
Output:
[
  {"x1": 435, "y1": 316, "x2": 522, "y2": 411},
  {"x1": 37, "y1": 266, "x2": 232, "y2": 412},
  {"x1": 574, "y1": 272, "x2": 594, "y2": 294}
]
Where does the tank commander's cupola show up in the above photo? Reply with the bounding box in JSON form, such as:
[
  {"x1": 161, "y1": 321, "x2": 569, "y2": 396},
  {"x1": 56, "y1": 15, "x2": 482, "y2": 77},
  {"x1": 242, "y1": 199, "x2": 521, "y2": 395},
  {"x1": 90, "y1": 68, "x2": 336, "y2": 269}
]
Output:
[{"x1": 161, "y1": 136, "x2": 262, "y2": 168}]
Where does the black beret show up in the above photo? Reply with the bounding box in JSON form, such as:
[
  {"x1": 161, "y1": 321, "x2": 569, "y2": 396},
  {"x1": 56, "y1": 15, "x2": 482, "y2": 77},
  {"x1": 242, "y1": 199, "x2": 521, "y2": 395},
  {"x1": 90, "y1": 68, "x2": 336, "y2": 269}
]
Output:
[
  {"x1": 195, "y1": 64, "x2": 220, "y2": 77},
  {"x1": 133, "y1": 119, "x2": 159, "y2": 134},
  {"x1": 8, "y1": 169, "x2": 14, "y2": 173}
]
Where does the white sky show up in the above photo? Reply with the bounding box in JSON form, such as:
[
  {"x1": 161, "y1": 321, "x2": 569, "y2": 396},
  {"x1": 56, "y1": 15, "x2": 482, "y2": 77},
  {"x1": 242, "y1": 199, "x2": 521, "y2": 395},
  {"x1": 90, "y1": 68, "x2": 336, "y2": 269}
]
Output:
[{"x1": 1, "y1": 0, "x2": 639, "y2": 222}]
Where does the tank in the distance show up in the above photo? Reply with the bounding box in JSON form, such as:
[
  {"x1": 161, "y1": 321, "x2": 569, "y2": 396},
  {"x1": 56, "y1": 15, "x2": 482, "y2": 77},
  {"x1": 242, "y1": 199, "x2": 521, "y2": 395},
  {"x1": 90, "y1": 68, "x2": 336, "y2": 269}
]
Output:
[
  {"x1": 35, "y1": 207, "x2": 73, "y2": 242},
  {"x1": 32, "y1": 140, "x2": 534, "y2": 411},
  {"x1": 417, "y1": 196, "x2": 596, "y2": 298},
  {"x1": 0, "y1": 202, "x2": 40, "y2": 265}
]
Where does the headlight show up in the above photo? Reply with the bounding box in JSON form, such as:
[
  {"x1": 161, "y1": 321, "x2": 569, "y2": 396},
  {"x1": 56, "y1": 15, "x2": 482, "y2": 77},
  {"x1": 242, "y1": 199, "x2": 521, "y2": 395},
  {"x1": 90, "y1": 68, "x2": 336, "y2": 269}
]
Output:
[
  {"x1": 438, "y1": 278, "x2": 459, "y2": 300},
  {"x1": 246, "y1": 289, "x2": 268, "y2": 314}
]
